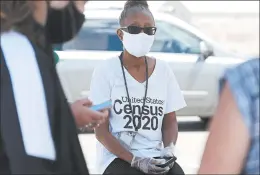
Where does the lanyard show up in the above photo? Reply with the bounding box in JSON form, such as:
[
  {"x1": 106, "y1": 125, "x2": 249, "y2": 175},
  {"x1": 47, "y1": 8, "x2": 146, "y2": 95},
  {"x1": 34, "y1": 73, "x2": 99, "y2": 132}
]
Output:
[{"x1": 119, "y1": 52, "x2": 149, "y2": 132}]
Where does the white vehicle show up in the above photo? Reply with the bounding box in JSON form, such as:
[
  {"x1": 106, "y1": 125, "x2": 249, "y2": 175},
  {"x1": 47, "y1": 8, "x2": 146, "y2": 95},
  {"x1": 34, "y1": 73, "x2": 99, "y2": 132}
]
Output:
[{"x1": 56, "y1": 9, "x2": 245, "y2": 123}]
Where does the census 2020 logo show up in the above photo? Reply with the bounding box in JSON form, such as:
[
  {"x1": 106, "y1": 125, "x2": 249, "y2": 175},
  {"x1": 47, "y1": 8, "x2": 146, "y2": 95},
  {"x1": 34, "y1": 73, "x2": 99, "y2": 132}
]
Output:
[{"x1": 113, "y1": 96, "x2": 165, "y2": 131}]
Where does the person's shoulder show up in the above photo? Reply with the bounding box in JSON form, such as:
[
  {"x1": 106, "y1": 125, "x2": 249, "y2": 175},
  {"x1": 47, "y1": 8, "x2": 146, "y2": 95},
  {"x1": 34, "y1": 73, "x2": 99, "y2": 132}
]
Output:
[
  {"x1": 219, "y1": 58, "x2": 259, "y2": 118},
  {"x1": 220, "y1": 58, "x2": 259, "y2": 95},
  {"x1": 93, "y1": 56, "x2": 121, "y2": 77},
  {"x1": 230, "y1": 58, "x2": 259, "y2": 74},
  {"x1": 1, "y1": 30, "x2": 29, "y2": 45},
  {"x1": 220, "y1": 58, "x2": 259, "y2": 138},
  {"x1": 151, "y1": 57, "x2": 173, "y2": 76},
  {"x1": 226, "y1": 58, "x2": 259, "y2": 77},
  {"x1": 97, "y1": 56, "x2": 120, "y2": 69}
]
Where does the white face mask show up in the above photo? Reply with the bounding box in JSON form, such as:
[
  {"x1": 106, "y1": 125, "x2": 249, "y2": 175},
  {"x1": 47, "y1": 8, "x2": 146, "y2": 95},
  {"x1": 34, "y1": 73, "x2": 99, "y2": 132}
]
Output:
[{"x1": 122, "y1": 30, "x2": 155, "y2": 58}]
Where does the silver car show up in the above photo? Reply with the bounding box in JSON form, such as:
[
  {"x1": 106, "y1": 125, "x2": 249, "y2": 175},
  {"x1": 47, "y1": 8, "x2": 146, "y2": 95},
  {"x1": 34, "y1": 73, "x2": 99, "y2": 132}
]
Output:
[{"x1": 56, "y1": 9, "x2": 245, "y2": 124}]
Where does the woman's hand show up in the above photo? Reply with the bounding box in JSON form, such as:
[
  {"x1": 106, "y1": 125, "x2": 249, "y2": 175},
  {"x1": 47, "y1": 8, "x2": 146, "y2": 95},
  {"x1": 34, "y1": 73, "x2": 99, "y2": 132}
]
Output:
[
  {"x1": 131, "y1": 156, "x2": 170, "y2": 174},
  {"x1": 160, "y1": 143, "x2": 175, "y2": 158},
  {"x1": 70, "y1": 98, "x2": 108, "y2": 129},
  {"x1": 160, "y1": 143, "x2": 176, "y2": 169}
]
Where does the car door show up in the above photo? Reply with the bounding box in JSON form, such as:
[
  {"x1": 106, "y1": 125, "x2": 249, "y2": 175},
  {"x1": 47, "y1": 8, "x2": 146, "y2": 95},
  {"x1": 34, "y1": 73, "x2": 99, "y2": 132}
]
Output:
[
  {"x1": 152, "y1": 20, "x2": 216, "y2": 116},
  {"x1": 59, "y1": 18, "x2": 216, "y2": 117}
]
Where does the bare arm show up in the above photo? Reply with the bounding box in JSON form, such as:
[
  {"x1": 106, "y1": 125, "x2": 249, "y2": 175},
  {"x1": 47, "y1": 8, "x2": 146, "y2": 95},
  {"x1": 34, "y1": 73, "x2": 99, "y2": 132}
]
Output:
[
  {"x1": 198, "y1": 82, "x2": 250, "y2": 174},
  {"x1": 95, "y1": 115, "x2": 133, "y2": 163},
  {"x1": 162, "y1": 112, "x2": 178, "y2": 147}
]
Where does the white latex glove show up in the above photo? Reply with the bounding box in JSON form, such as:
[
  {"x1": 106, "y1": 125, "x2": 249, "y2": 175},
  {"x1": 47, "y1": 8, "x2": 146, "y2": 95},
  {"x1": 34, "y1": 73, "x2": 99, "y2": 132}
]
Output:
[
  {"x1": 160, "y1": 143, "x2": 175, "y2": 158},
  {"x1": 160, "y1": 143, "x2": 176, "y2": 168},
  {"x1": 131, "y1": 156, "x2": 170, "y2": 174}
]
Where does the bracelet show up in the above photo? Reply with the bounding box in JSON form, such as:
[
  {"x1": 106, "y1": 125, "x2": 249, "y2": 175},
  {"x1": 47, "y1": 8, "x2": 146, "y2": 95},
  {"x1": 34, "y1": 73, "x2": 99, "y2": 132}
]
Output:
[{"x1": 78, "y1": 126, "x2": 88, "y2": 132}]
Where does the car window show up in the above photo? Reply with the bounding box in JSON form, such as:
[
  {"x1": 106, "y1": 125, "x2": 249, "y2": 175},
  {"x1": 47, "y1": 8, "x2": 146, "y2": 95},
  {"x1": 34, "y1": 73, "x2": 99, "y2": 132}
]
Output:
[
  {"x1": 62, "y1": 19, "x2": 202, "y2": 54},
  {"x1": 153, "y1": 21, "x2": 202, "y2": 54},
  {"x1": 62, "y1": 19, "x2": 122, "y2": 51}
]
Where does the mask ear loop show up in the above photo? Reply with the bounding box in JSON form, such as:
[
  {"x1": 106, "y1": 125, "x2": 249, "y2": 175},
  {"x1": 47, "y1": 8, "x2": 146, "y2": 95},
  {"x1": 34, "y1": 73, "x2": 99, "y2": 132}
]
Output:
[
  {"x1": 46, "y1": 1, "x2": 51, "y2": 13},
  {"x1": 46, "y1": 1, "x2": 53, "y2": 28},
  {"x1": 67, "y1": 2, "x2": 77, "y2": 49},
  {"x1": 70, "y1": 2, "x2": 77, "y2": 35},
  {"x1": 120, "y1": 30, "x2": 126, "y2": 51}
]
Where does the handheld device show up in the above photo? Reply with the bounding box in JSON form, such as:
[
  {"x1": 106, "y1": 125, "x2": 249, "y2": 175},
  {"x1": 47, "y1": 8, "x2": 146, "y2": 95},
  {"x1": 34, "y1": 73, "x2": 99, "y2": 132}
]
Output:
[
  {"x1": 90, "y1": 100, "x2": 112, "y2": 111},
  {"x1": 154, "y1": 156, "x2": 177, "y2": 168}
]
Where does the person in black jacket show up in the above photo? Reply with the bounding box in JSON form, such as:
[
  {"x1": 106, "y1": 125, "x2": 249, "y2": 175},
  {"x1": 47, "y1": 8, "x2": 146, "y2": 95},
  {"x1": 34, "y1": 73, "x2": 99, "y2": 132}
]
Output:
[{"x1": 0, "y1": 1, "x2": 108, "y2": 174}]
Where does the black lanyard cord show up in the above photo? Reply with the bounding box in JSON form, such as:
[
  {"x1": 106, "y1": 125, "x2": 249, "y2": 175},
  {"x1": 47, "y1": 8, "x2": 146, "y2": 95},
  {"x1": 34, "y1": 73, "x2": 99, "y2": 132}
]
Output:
[{"x1": 119, "y1": 53, "x2": 149, "y2": 132}]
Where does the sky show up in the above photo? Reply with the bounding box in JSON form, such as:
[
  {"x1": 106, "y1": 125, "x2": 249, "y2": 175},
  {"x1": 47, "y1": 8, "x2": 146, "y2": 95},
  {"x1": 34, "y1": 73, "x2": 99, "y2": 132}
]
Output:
[
  {"x1": 85, "y1": 1, "x2": 260, "y2": 14},
  {"x1": 181, "y1": 1, "x2": 259, "y2": 13}
]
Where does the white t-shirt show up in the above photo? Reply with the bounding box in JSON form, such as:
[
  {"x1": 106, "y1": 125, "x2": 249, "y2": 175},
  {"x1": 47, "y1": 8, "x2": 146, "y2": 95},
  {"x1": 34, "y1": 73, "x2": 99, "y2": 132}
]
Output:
[{"x1": 89, "y1": 57, "x2": 186, "y2": 173}]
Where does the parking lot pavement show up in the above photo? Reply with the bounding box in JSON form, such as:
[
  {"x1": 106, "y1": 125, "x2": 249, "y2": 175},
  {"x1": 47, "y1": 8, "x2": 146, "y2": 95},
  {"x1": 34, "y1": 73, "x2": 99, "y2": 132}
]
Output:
[{"x1": 79, "y1": 117, "x2": 209, "y2": 174}]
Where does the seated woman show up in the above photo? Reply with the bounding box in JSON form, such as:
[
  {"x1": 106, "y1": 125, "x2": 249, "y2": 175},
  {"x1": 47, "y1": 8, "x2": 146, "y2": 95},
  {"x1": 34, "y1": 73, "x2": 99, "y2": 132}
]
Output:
[{"x1": 89, "y1": 1, "x2": 186, "y2": 174}]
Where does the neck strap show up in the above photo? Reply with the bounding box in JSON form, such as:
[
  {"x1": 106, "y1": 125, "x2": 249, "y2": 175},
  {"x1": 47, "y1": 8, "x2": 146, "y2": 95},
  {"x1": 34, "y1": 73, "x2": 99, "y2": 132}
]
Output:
[{"x1": 119, "y1": 52, "x2": 149, "y2": 132}]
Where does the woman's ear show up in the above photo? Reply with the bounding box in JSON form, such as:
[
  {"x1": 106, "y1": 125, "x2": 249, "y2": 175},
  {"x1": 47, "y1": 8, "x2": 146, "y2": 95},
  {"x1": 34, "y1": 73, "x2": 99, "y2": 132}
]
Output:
[
  {"x1": 117, "y1": 29, "x2": 123, "y2": 41},
  {"x1": 0, "y1": 11, "x2": 6, "y2": 19},
  {"x1": 32, "y1": 1, "x2": 48, "y2": 25}
]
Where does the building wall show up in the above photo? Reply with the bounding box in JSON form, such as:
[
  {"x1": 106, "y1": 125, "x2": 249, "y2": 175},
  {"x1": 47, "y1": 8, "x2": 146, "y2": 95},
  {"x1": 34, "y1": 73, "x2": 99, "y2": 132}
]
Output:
[{"x1": 192, "y1": 14, "x2": 259, "y2": 56}]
